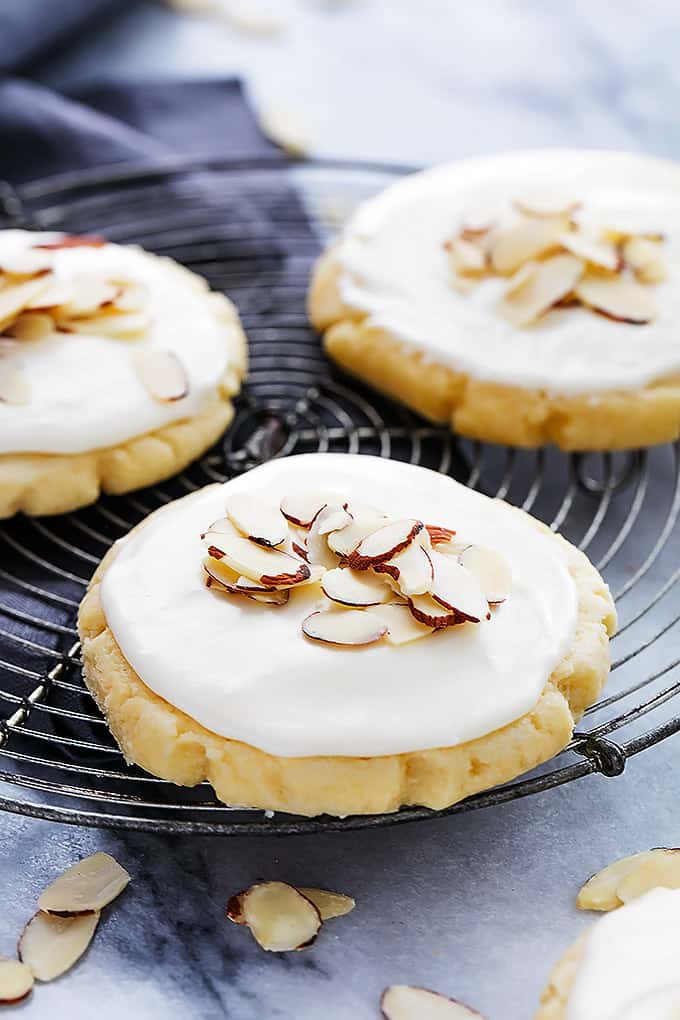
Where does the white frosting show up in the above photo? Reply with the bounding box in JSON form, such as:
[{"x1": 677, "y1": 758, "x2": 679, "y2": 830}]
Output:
[
  {"x1": 566, "y1": 888, "x2": 680, "y2": 1020},
  {"x1": 334, "y1": 150, "x2": 680, "y2": 395},
  {"x1": 0, "y1": 231, "x2": 239, "y2": 455},
  {"x1": 100, "y1": 453, "x2": 578, "y2": 758}
]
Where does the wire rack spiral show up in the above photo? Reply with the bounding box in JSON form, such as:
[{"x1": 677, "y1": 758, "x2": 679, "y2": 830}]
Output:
[{"x1": 0, "y1": 157, "x2": 679, "y2": 835}]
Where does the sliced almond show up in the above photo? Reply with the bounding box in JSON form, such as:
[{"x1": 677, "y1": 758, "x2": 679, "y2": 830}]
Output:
[
  {"x1": 575, "y1": 274, "x2": 656, "y2": 324},
  {"x1": 558, "y1": 230, "x2": 619, "y2": 271},
  {"x1": 0, "y1": 250, "x2": 52, "y2": 277},
  {"x1": 426, "y1": 525, "x2": 457, "y2": 546},
  {"x1": 134, "y1": 349, "x2": 189, "y2": 402},
  {"x1": 19, "y1": 911, "x2": 99, "y2": 982},
  {"x1": 56, "y1": 278, "x2": 119, "y2": 319},
  {"x1": 111, "y1": 280, "x2": 149, "y2": 313},
  {"x1": 347, "y1": 519, "x2": 424, "y2": 570},
  {"x1": 0, "y1": 959, "x2": 33, "y2": 1004},
  {"x1": 381, "y1": 985, "x2": 484, "y2": 1019},
  {"x1": 6, "y1": 311, "x2": 54, "y2": 341},
  {"x1": 408, "y1": 594, "x2": 459, "y2": 629},
  {"x1": 202, "y1": 516, "x2": 238, "y2": 540},
  {"x1": 616, "y1": 849, "x2": 680, "y2": 904},
  {"x1": 514, "y1": 195, "x2": 581, "y2": 219},
  {"x1": 38, "y1": 852, "x2": 130, "y2": 916},
  {"x1": 35, "y1": 235, "x2": 105, "y2": 250},
  {"x1": 280, "y1": 491, "x2": 340, "y2": 529},
  {"x1": 321, "y1": 566, "x2": 391, "y2": 607},
  {"x1": 376, "y1": 541, "x2": 434, "y2": 597},
  {"x1": 490, "y1": 215, "x2": 568, "y2": 275},
  {"x1": 497, "y1": 254, "x2": 583, "y2": 327},
  {"x1": 458, "y1": 545, "x2": 512, "y2": 605},
  {"x1": 227, "y1": 882, "x2": 321, "y2": 952},
  {"x1": 622, "y1": 236, "x2": 667, "y2": 284},
  {"x1": 296, "y1": 888, "x2": 355, "y2": 921},
  {"x1": 67, "y1": 310, "x2": 151, "y2": 338},
  {"x1": 327, "y1": 503, "x2": 388, "y2": 557},
  {"x1": 315, "y1": 504, "x2": 353, "y2": 536},
  {"x1": 306, "y1": 504, "x2": 348, "y2": 568},
  {"x1": 302, "y1": 609, "x2": 387, "y2": 647},
  {"x1": 0, "y1": 362, "x2": 30, "y2": 405},
  {"x1": 0, "y1": 277, "x2": 51, "y2": 331},
  {"x1": 206, "y1": 535, "x2": 310, "y2": 588},
  {"x1": 371, "y1": 603, "x2": 434, "y2": 645},
  {"x1": 429, "y1": 551, "x2": 490, "y2": 623},
  {"x1": 447, "y1": 239, "x2": 486, "y2": 276},
  {"x1": 226, "y1": 493, "x2": 288, "y2": 548},
  {"x1": 25, "y1": 277, "x2": 74, "y2": 310},
  {"x1": 576, "y1": 850, "x2": 672, "y2": 911}
]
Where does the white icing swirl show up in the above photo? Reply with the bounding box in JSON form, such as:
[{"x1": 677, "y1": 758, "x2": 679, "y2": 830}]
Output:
[
  {"x1": 335, "y1": 150, "x2": 680, "y2": 395},
  {"x1": 100, "y1": 454, "x2": 578, "y2": 758},
  {"x1": 0, "y1": 231, "x2": 239, "y2": 455},
  {"x1": 566, "y1": 888, "x2": 680, "y2": 1020}
]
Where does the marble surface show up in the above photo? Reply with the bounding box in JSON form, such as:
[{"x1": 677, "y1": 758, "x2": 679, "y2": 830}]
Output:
[{"x1": 2, "y1": 2, "x2": 680, "y2": 1018}]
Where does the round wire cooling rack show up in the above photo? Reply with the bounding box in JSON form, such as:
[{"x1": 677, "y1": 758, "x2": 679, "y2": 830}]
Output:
[{"x1": 1, "y1": 157, "x2": 680, "y2": 836}]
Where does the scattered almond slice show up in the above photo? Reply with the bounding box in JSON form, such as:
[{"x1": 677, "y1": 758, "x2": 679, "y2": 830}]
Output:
[
  {"x1": 576, "y1": 849, "x2": 674, "y2": 911},
  {"x1": 381, "y1": 985, "x2": 484, "y2": 1019},
  {"x1": 226, "y1": 493, "x2": 288, "y2": 548},
  {"x1": 458, "y1": 545, "x2": 512, "y2": 605},
  {"x1": 134, "y1": 349, "x2": 189, "y2": 402},
  {"x1": 19, "y1": 911, "x2": 100, "y2": 982},
  {"x1": 6, "y1": 312, "x2": 54, "y2": 341},
  {"x1": 429, "y1": 551, "x2": 490, "y2": 623},
  {"x1": 67, "y1": 310, "x2": 151, "y2": 338},
  {"x1": 408, "y1": 593, "x2": 458, "y2": 629},
  {"x1": 371, "y1": 603, "x2": 434, "y2": 645},
  {"x1": 0, "y1": 250, "x2": 52, "y2": 277},
  {"x1": 306, "y1": 504, "x2": 349, "y2": 568},
  {"x1": 327, "y1": 503, "x2": 388, "y2": 556},
  {"x1": 0, "y1": 362, "x2": 31, "y2": 405},
  {"x1": 227, "y1": 882, "x2": 321, "y2": 952},
  {"x1": 0, "y1": 959, "x2": 34, "y2": 1004},
  {"x1": 575, "y1": 274, "x2": 656, "y2": 324},
  {"x1": 490, "y1": 215, "x2": 569, "y2": 275},
  {"x1": 38, "y1": 852, "x2": 130, "y2": 916},
  {"x1": 376, "y1": 540, "x2": 434, "y2": 597},
  {"x1": 616, "y1": 849, "x2": 680, "y2": 904},
  {"x1": 623, "y1": 236, "x2": 668, "y2": 284},
  {"x1": 296, "y1": 888, "x2": 355, "y2": 921},
  {"x1": 497, "y1": 253, "x2": 583, "y2": 327},
  {"x1": 348, "y1": 519, "x2": 424, "y2": 570},
  {"x1": 0, "y1": 277, "x2": 51, "y2": 332},
  {"x1": 321, "y1": 566, "x2": 391, "y2": 607},
  {"x1": 558, "y1": 230, "x2": 620, "y2": 271},
  {"x1": 302, "y1": 609, "x2": 387, "y2": 647},
  {"x1": 280, "y1": 491, "x2": 340, "y2": 529},
  {"x1": 206, "y1": 534, "x2": 311, "y2": 588},
  {"x1": 513, "y1": 195, "x2": 581, "y2": 219}
]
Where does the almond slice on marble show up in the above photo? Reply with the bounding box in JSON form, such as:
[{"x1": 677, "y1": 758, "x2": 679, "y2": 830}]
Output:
[
  {"x1": 227, "y1": 882, "x2": 321, "y2": 952},
  {"x1": 6, "y1": 312, "x2": 54, "y2": 341},
  {"x1": 513, "y1": 195, "x2": 581, "y2": 219},
  {"x1": 558, "y1": 231, "x2": 620, "y2": 271},
  {"x1": 38, "y1": 852, "x2": 130, "y2": 916},
  {"x1": 280, "y1": 491, "x2": 340, "y2": 529},
  {"x1": 498, "y1": 253, "x2": 583, "y2": 327},
  {"x1": 375, "y1": 540, "x2": 434, "y2": 597},
  {"x1": 306, "y1": 504, "x2": 350, "y2": 568},
  {"x1": 207, "y1": 534, "x2": 311, "y2": 588},
  {"x1": 296, "y1": 888, "x2": 355, "y2": 921},
  {"x1": 458, "y1": 545, "x2": 512, "y2": 605},
  {"x1": 0, "y1": 362, "x2": 30, "y2": 405},
  {"x1": 490, "y1": 215, "x2": 569, "y2": 275},
  {"x1": 321, "y1": 566, "x2": 391, "y2": 607},
  {"x1": 408, "y1": 594, "x2": 458, "y2": 630},
  {"x1": 19, "y1": 911, "x2": 100, "y2": 982},
  {"x1": 371, "y1": 603, "x2": 434, "y2": 645},
  {"x1": 327, "y1": 503, "x2": 388, "y2": 557},
  {"x1": 0, "y1": 250, "x2": 52, "y2": 278},
  {"x1": 226, "y1": 493, "x2": 288, "y2": 548},
  {"x1": 430, "y1": 551, "x2": 490, "y2": 623},
  {"x1": 0, "y1": 959, "x2": 34, "y2": 1004},
  {"x1": 575, "y1": 274, "x2": 656, "y2": 324},
  {"x1": 302, "y1": 609, "x2": 387, "y2": 647},
  {"x1": 67, "y1": 310, "x2": 151, "y2": 338},
  {"x1": 622, "y1": 236, "x2": 667, "y2": 284},
  {"x1": 616, "y1": 849, "x2": 680, "y2": 904},
  {"x1": 576, "y1": 850, "x2": 673, "y2": 911},
  {"x1": 347, "y1": 519, "x2": 424, "y2": 570},
  {"x1": 0, "y1": 277, "x2": 52, "y2": 331},
  {"x1": 134, "y1": 349, "x2": 189, "y2": 402},
  {"x1": 381, "y1": 985, "x2": 484, "y2": 1019}
]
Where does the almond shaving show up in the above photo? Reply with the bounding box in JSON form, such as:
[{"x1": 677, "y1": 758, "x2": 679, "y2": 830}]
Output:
[
  {"x1": 19, "y1": 911, "x2": 99, "y2": 982},
  {"x1": 577, "y1": 849, "x2": 680, "y2": 911},
  {"x1": 38, "y1": 852, "x2": 130, "y2": 916},
  {"x1": 498, "y1": 253, "x2": 583, "y2": 327},
  {"x1": 0, "y1": 959, "x2": 34, "y2": 1004},
  {"x1": 381, "y1": 985, "x2": 485, "y2": 1019},
  {"x1": 227, "y1": 882, "x2": 321, "y2": 952}
]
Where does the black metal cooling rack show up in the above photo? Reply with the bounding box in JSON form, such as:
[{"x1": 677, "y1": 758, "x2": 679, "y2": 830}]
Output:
[{"x1": 1, "y1": 157, "x2": 679, "y2": 835}]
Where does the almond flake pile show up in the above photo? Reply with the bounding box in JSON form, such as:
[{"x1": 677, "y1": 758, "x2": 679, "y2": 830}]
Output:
[
  {"x1": 445, "y1": 198, "x2": 667, "y2": 328},
  {"x1": 201, "y1": 489, "x2": 511, "y2": 648},
  {"x1": 0, "y1": 236, "x2": 190, "y2": 409},
  {"x1": 227, "y1": 881, "x2": 354, "y2": 951},
  {"x1": 0, "y1": 852, "x2": 130, "y2": 1005}
]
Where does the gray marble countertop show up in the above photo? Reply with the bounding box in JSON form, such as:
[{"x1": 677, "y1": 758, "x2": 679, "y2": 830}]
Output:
[{"x1": 3, "y1": 2, "x2": 680, "y2": 1017}]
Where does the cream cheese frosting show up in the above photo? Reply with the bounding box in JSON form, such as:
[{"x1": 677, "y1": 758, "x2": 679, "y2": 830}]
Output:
[
  {"x1": 0, "y1": 231, "x2": 239, "y2": 455},
  {"x1": 335, "y1": 150, "x2": 680, "y2": 396},
  {"x1": 99, "y1": 453, "x2": 578, "y2": 758},
  {"x1": 566, "y1": 887, "x2": 680, "y2": 1020}
]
